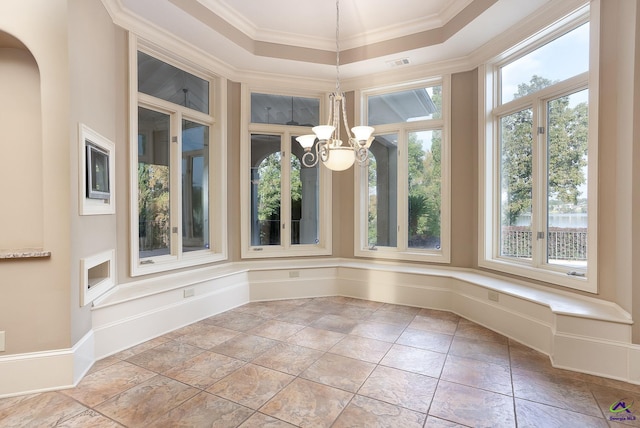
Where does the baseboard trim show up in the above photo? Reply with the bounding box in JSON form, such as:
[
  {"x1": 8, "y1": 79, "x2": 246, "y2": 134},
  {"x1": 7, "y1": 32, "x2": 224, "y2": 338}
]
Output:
[{"x1": 2, "y1": 258, "x2": 637, "y2": 397}]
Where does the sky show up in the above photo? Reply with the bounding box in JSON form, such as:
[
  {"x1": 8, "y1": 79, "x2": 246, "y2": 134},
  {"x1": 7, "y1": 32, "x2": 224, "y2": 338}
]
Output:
[{"x1": 501, "y1": 22, "x2": 589, "y2": 104}]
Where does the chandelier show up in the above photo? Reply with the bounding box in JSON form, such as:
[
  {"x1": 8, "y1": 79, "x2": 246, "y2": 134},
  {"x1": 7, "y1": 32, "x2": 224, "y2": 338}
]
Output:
[{"x1": 295, "y1": 0, "x2": 375, "y2": 171}]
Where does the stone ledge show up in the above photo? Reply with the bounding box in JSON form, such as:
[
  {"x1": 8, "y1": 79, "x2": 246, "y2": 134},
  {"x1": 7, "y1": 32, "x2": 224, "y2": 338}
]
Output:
[{"x1": 0, "y1": 249, "x2": 51, "y2": 260}]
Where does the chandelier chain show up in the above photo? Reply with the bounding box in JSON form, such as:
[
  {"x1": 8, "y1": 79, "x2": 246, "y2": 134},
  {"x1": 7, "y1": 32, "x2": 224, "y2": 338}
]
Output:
[{"x1": 335, "y1": 0, "x2": 340, "y2": 93}]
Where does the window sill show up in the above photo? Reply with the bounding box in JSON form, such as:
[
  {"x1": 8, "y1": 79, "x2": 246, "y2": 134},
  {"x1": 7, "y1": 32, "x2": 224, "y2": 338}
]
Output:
[{"x1": 478, "y1": 257, "x2": 595, "y2": 293}]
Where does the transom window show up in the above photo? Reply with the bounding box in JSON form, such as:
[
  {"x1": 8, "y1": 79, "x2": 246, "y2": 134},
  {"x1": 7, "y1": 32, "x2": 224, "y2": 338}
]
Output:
[
  {"x1": 130, "y1": 42, "x2": 226, "y2": 275},
  {"x1": 241, "y1": 90, "x2": 331, "y2": 258},
  {"x1": 356, "y1": 81, "x2": 450, "y2": 263},
  {"x1": 481, "y1": 5, "x2": 597, "y2": 291}
]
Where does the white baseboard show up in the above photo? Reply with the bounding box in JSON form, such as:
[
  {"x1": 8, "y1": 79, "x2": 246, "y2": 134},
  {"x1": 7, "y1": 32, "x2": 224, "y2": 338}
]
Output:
[{"x1": 2, "y1": 258, "x2": 637, "y2": 398}]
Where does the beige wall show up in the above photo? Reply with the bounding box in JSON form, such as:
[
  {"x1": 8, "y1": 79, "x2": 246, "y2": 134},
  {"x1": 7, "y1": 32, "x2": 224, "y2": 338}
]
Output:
[
  {"x1": 596, "y1": 0, "x2": 638, "y2": 317},
  {"x1": 1, "y1": 0, "x2": 639, "y2": 359},
  {"x1": 449, "y1": 70, "x2": 478, "y2": 268},
  {"x1": 633, "y1": 0, "x2": 640, "y2": 344},
  {"x1": 0, "y1": 0, "x2": 72, "y2": 354},
  {"x1": 67, "y1": 0, "x2": 119, "y2": 344}
]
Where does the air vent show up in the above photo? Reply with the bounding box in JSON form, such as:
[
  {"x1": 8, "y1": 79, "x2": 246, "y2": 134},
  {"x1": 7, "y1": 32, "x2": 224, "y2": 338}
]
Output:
[{"x1": 386, "y1": 58, "x2": 410, "y2": 67}]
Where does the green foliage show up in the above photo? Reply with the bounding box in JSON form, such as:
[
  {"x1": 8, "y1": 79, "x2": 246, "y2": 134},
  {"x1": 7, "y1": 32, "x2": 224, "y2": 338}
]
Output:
[
  {"x1": 501, "y1": 75, "x2": 588, "y2": 225},
  {"x1": 256, "y1": 152, "x2": 282, "y2": 221},
  {"x1": 138, "y1": 162, "x2": 170, "y2": 250},
  {"x1": 407, "y1": 130, "x2": 441, "y2": 244}
]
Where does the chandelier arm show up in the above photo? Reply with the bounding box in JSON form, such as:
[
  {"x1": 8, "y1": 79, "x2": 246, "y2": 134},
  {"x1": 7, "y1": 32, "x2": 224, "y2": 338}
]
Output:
[
  {"x1": 340, "y1": 95, "x2": 353, "y2": 142},
  {"x1": 356, "y1": 146, "x2": 369, "y2": 163},
  {"x1": 319, "y1": 140, "x2": 330, "y2": 162},
  {"x1": 302, "y1": 149, "x2": 318, "y2": 168}
]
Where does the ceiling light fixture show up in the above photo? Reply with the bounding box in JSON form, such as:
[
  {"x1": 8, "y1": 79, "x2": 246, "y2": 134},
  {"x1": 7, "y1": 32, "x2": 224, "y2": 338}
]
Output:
[{"x1": 296, "y1": 0, "x2": 375, "y2": 171}]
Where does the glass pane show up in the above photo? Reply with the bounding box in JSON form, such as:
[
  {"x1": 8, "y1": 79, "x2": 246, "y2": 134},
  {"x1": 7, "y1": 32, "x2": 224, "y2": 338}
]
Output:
[
  {"x1": 408, "y1": 130, "x2": 441, "y2": 250},
  {"x1": 291, "y1": 136, "x2": 319, "y2": 245},
  {"x1": 251, "y1": 93, "x2": 319, "y2": 126},
  {"x1": 251, "y1": 134, "x2": 281, "y2": 246},
  {"x1": 501, "y1": 23, "x2": 589, "y2": 104},
  {"x1": 367, "y1": 133, "x2": 398, "y2": 248},
  {"x1": 138, "y1": 107, "x2": 171, "y2": 258},
  {"x1": 546, "y1": 89, "x2": 588, "y2": 267},
  {"x1": 137, "y1": 51, "x2": 209, "y2": 114},
  {"x1": 500, "y1": 108, "x2": 533, "y2": 260},
  {"x1": 182, "y1": 119, "x2": 209, "y2": 253},
  {"x1": 368, "y1": 86, "x2": 441, "y2": 126}
]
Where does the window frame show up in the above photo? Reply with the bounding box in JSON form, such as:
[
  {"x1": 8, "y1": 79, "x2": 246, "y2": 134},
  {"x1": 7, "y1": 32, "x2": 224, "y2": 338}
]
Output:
[
  {"x1": 129, "y1": 36, "x2": 227, "y2": 276},
  {"x1": 240, "y1": 85, "x2": 333, "y2": 259},
  {"x1": 478, "y1": 3, "x2": 599, "y2": 292},
  {"x1": 354, "y1": 77, "x2": 451, "y2": 263}
]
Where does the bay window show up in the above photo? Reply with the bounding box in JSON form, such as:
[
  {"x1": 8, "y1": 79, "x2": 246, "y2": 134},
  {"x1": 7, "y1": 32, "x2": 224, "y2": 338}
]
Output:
[
  {"x1": 241, "y1": 89, "x2": 331, "y2": 257},
  {"x1": 480, "y1": 4, "x2": 597, "y2": 291},
  {"x1": 356, "y1": 80, "x2": 450, "y2": 262},
  {"x1": 131, "y1": 43, "x2": 226, "y2": 275}
]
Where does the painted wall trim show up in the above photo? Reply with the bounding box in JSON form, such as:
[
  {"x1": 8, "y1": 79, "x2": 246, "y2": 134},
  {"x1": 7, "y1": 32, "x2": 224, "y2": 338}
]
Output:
[{"x1": 1, "y1": 258, "x2": 638, "y2": 398}]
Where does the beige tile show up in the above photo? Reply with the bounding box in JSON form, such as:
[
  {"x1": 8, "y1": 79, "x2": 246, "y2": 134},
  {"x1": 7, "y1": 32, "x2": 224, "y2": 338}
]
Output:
[
  {"x1": 300, "y1": 298, "x2": 347, "y2": 314},
  {"x1": 61, "y1": 361, "x2": 156, "y2": 407},
  {"x1": 204, "y1": 311, "x2": 267, "y2": 332},
  {"x1": 515, "y1": 398, "x2": 608, "y2": 427},
  {"x1": 367, "y1": 309, "x2": 416, "y2": 326},
  {"x1": 396, "y1": 328, "x2": 453, "y2": 353},
  {"x1": 417, "y1": 308, "x2": 460, "y2": 322},
  {"x1": 409, "y1": 314, "x2": 459, "y2": 335},
  {"x1": 380, "y1": 344, "x2": 446, "y2": 378},
  {"x1": 328, "y1": 334, "x2": 392, "y2": 364},
  {"x1": 455, "y1": 318, "x2": 508, "y2": 344},
  {"x1": 509, "y1": 339, "x2": 554, "y2": 372},
  {"x1": 333, "y1": 394, "x2": 426, "y2": 428},
  {"x1": 424, "y1": 415, "x2": 469, "y2": 427},
  {"x1": 286, "y1": 326, "x2": 345, "y2": 351},
  {"x1": 449, "y1": 335, "x2": 510, "y2": 367},
  {"x1": 311, "y1": 314, "x2": 359, "y2": 334},
  {"x1": 0, "y1": 393, "x2": 39, "y2": 413},
  {"x1": 341, "y1": 297, "x2": 385, "y2": 310},
  {"x1": 252, "y1": 342, "x2": 323, "y2": 376},
  {"x1": 0, "y1": 392, "x2": 87, "y2": 427},
  {"x1": 210, "y1": 334, "x2": 279, "y2": 361},
  {"x1": 359, "y1": 365, "x2": 438, "y2": 413},
  {"x1": 441, "y1": 355, "x2": 513, "y2": 396},
  {"x1": 350, "y1": 320, "x2": 406, "y2": 342},
  {"x1": 112, "y1": 336, "x2": 170, "y2": 360},
  {"x1": 125, "y1": 340, "x2": 205, "y2": 373},
  {"x1": 239, "y1": 412, "x2": 298, "y2": 427},
  {"x1": 430, "y1": 380, "x2": 515, "y2": 427},
  {"x1": 247, "y1": 319, "x2": 305, "y2": 341},
  {"x1": 56, "y1": 409, "x2": 122, "y2": 428},
  {"x1": 589, "y1": 383, "x2": 640, "y2": 425},
  {"x1": 260, "y1": 378, "x2": 353, "y2": 427},
  {"x1": 512, "y1": 367, "x2": 603, "y2": 417},
  {"x1": 148, "y1": 391, "x2": 254, "y2": 427},
  {"x1": 94, "y1": 375, "x2": 199, "y2": 426},
  {"x1": 87, "y1": 355, "x2": 120, "y2": 375},
  {"x1": 237, "y1": 301, "x2": 293, "y2": 319},
  {"x1": 208, "y1": 364, "x2": 294, "y2": 409},
  {"x1": 175, "y1": 323, "x2": 240, "y2": 349},
  {"x1": 377, "y1": 303, "x2": 422, "y2": 315},
  {"x1": 274, "y1": 306, "x2": 326, "y2": 325},
  {"x1": 301, "y1": 353, "x2": 375, "y2": 393},
  {"x1": 328, "y1": 304, "x2": 376, "y2": 321},
  {"x1": 164, "y1": 351, "x2": 246, "y2": 389}
]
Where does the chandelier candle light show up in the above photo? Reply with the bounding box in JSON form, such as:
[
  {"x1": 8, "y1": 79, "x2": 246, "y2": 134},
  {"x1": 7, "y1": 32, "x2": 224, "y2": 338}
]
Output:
[{"x1": 296, "y1": 0, "x2": 375, "y2": 171}]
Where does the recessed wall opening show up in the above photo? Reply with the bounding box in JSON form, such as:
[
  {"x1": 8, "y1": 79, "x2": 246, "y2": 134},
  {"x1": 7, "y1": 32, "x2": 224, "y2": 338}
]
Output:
[
  {"x1": 88, "y1": 260, "x2": 110, "y2": 289},
  {"x1": 81, "y1": 250, "x2": 115, "y2": 306}
]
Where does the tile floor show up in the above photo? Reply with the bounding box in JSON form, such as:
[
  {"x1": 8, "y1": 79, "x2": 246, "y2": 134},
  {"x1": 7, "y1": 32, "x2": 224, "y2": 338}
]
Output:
[{"x1": 2, "y1": 296, "x2": 640, "y2": 427}]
